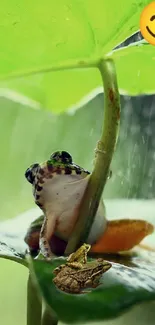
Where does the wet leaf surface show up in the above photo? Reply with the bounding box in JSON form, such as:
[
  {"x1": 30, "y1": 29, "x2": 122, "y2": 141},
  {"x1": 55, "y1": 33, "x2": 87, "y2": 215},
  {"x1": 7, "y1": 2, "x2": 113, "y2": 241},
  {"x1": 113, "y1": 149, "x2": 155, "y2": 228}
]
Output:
[
  {"x1": 0, "y1": 238, "x2": 26, "y2": 266},
  {"x1": 28, "y1": 250, "x2": 155, "y2": 324},
  {"x1": 0, "y1": 202, "x2": 155, "y2": 323}
]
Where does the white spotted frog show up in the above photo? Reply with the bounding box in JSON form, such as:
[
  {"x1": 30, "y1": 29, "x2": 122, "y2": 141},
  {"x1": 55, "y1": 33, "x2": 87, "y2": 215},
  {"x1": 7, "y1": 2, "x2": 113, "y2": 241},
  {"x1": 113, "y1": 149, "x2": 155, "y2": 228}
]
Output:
[{"x1": 25, "y1": 151, "x2": 107, "y2": 258}]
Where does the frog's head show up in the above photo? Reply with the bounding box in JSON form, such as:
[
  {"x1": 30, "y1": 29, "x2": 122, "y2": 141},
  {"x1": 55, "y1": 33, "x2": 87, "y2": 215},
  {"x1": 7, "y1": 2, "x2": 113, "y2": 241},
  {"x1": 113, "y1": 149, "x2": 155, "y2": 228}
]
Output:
[
  {"x1": 53, "y1": 264, "x2": 66, "y2": 275},
  {"x1": 25, "y1": 163, "x2": 40, "y2": 184},
  {"x1": 49, "y1": 151, "x2": 72, "y2": 165}
]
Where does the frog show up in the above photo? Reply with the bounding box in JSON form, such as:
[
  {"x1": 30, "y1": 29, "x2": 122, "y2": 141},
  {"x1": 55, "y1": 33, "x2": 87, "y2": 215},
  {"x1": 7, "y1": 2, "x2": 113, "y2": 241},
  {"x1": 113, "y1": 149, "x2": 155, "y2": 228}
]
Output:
[
  {"x1": 53, "y1": 243, "x2": 91, "y2": 272},
  {"x1": 55, "y1": 243, "x2": 91, "y2": 273},
  {"x1": 53, "y1": 243, "x2": 112, "y2": 294},
  {"x1": 25, "y1": 151, "x2": 107, "y2": 259},
  {"x1": 25, "y1": 151, "x2": 154, "y2": 258},
  {"x1": 53, "y1": 259, "x2": 111, "y2": 294},
  {"x1": 66, "y1": 243, "x2": 91, "y2": 268}
]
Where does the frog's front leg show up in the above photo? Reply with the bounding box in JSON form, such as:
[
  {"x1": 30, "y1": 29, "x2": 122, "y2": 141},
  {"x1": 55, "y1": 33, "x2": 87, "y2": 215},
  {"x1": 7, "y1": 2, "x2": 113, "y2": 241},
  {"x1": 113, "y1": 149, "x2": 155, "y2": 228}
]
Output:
[{"x1": 39, "y1": 214, "x2": 56, "y2": 259}]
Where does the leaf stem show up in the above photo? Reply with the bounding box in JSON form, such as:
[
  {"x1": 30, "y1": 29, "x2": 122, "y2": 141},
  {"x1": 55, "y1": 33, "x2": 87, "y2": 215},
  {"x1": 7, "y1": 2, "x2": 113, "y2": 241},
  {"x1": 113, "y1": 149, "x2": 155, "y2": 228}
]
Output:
[
  {"x1": 27, "y1": 273, "x2": 42, "y2": 325},
  {"x1": 65, "y1": 58, "x2": 120, "y2": 255}
]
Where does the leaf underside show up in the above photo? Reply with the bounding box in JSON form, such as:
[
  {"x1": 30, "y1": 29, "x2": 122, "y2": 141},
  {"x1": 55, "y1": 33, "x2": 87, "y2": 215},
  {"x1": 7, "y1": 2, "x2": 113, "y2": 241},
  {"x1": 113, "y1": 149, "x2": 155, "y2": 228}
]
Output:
[{"x1": 0, "y1": 1, "x2": 153, "y2": 112}]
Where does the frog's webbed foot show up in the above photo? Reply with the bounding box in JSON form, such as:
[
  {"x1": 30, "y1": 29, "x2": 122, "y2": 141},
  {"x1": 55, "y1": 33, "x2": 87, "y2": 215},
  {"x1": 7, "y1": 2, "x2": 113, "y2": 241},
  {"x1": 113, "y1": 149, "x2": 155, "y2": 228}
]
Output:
[
  {"x1": 39, "y1": 237, "x2": 54, "y2": 260},
  {"x1": 91, "y1": 219, "x2": 154, "y2": 253}
]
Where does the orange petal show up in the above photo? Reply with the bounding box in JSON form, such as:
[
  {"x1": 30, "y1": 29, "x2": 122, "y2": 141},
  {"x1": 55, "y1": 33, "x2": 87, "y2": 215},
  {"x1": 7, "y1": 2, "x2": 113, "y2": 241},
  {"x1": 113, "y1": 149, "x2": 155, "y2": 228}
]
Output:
[{"x1": 91, "y1": 219, "x2": 154, "y2": 253}]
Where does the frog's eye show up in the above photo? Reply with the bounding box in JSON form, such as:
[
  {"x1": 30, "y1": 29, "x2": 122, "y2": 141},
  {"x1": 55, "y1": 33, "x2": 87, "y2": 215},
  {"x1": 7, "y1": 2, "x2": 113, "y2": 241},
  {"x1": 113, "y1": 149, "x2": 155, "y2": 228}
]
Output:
[
  {"x1": 53, "y1": 267, "x2": 60, "y2": 275},
  {"x1": 25, "y1": 163, "x2": 39, "y2": 184},
  {"x1": 61, "y1": 151, "x2": 72, "y2": 164},
  {"x1": 53, "y1": 265, "x2": 64, "y2": 275},
  {"x1": 50, "y1": 151, "x2": 72, "y2": 164}
]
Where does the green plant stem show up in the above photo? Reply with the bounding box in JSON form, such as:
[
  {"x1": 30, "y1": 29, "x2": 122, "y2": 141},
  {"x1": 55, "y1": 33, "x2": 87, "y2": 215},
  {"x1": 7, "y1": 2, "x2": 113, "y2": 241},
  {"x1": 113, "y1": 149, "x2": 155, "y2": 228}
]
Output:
[
  {"x1": 27, "y1": 273, "x2": 42, "y2": 325},
  {"x1": 42, "y1": 305, "x2": 58, "y2": 325},
  {"x1": 65, "y1": 58, "x2": 120, "y2": 255}
]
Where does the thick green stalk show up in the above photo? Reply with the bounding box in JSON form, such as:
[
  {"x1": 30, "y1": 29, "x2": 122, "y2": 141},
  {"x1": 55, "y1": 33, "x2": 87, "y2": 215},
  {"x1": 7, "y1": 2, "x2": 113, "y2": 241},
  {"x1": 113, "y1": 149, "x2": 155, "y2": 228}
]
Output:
[
  {"x1": 65, "y1": 58, "x2": 120, "y2": 255},
  {"x1": 27, "y1": 273, "x2": 42, "y2": 325}
]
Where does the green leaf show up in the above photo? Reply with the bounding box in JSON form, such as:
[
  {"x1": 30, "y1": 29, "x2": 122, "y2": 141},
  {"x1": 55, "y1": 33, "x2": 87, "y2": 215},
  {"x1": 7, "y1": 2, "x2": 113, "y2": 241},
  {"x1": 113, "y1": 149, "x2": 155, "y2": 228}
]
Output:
[
  {"x1": 28, "y1": 248, "x2": 155, "y2": 324},
  {"x1": 0, "y1": 0, "x2": 145, "y2": 77},
  {"x1": 1, "y1": 40, "x2": 154, "y2": 112},
  {"x1": 0, "y1": 0, "x2": 150, "y2": 112},
  {"x1": 0, "y1": 236, "x2": 26, "y2": 266},
  {"x1": 109, "y1": 41, "x2": 155, "y2": 95},
  {"x1": 0, "y1": 69, "x2": 101, "y2": 113}
]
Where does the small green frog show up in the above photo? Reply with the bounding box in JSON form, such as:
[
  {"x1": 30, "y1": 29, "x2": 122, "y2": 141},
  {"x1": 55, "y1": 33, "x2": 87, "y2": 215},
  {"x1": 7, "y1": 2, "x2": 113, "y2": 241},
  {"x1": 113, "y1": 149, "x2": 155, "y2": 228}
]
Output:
[
  {"x1": 25, "y1": 151, "x2": 107, "y2": 259},
  {"x1": 66, "y1": 243, "x2": 91, "y2": 268}
]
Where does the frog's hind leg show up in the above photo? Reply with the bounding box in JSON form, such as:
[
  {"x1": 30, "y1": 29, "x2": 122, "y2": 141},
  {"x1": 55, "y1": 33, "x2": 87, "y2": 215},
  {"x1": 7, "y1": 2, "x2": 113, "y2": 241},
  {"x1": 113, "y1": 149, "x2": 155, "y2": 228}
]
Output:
[
  {"x1": 67, "y1": 262, "x2": 84, "y2": 269},
  {"x1": 39, "y1": 216, "x2": 56, "y2": 259},
  {"x1": 91, "y1": 219, "x2": 154, "y2": 253}
]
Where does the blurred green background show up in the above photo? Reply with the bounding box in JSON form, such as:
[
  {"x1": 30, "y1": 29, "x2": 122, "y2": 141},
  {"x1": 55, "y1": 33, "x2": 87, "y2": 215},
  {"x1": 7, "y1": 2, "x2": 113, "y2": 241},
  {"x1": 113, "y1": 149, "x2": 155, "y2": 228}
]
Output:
[{"x1": 0, "y1": 93, "x2": 155, "y2": 324}]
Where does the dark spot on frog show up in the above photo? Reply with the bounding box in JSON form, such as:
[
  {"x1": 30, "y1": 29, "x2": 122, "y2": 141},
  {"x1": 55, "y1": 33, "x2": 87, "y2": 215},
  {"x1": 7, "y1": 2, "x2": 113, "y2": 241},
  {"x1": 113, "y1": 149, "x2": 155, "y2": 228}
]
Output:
[
  {"x1": 47, "y1": 162, "x2": 53, "y2": 172},
  {"x1": 36, "y1": 201, "x2": 43, "y2": 208},
  {"x1": 38, "y1": 177, "x2": 44, "y2": 184},
  {"x1": 25, "y1": 169, "x2": 34, "y2": 184},
  {"x1": 36, "y1": 185, "x2": 42, "y2": 191},
  {"x1": 75, "y1": 168, "x2": 81, "y2": 175},
  {"x1": 25, "y1": 163, "x2": 39, "y2": 184},
  {"x1": 39, "y1": 168, "x2": 44, "y2": 175},
  {"x1": 56, "y1": 167, "x2": 62, "y2": 174},
  {"x1": 65, "y1": 166, "x2": 72, "y2": 174}
]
